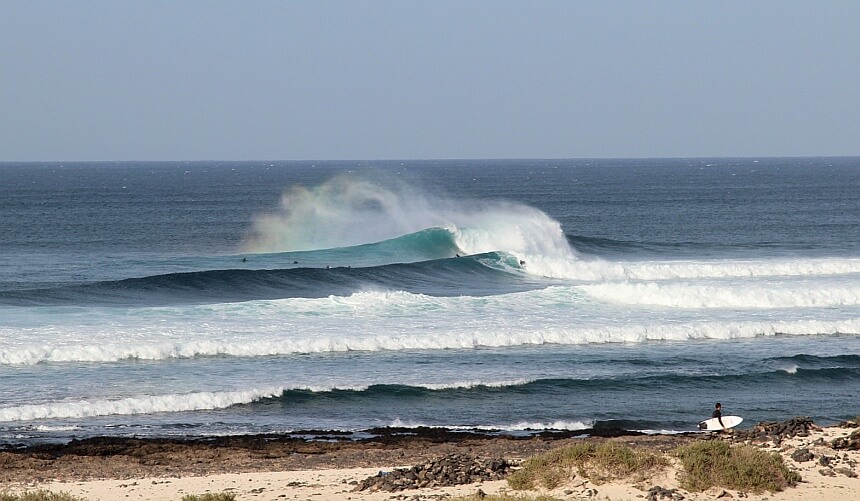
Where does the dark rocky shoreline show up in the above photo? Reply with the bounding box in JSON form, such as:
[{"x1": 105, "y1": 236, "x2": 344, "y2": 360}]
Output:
[
  {"x1": 0, "y1": 425, "x2": 695, "y2": 484},
  {"x1": 3, "y1": 419, "x2": 856, "y2": 486}
]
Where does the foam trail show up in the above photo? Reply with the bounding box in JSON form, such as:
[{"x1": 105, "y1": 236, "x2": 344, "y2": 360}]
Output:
[
  {"x1": 388, "y1": 418, "x2": 593, "y2": 432},
  {"x1": 0, "y1": 388, "x2": 286, "y2": 422},
  {"x1": 489, "y1": 420, "x2": 593, "y2": 432},
  {"x1": 526, "y1": 257, "x2": 860, "y2": 281},
  {"x1": 419, "y1": 380, "x2": 530, "y2": 390},
  {"x1": 579, "y1": 282, "x2": 860, "y2": 308}
]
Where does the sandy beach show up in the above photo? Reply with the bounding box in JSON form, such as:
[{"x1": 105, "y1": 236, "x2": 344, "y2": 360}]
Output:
[{"x1": 2, "y1": 420, "x2": 858, "y2": 500}]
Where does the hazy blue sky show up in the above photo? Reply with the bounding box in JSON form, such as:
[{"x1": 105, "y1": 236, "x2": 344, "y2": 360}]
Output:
[{"x1": 2, "y1": 1, "x2": 858, "y2": 161}]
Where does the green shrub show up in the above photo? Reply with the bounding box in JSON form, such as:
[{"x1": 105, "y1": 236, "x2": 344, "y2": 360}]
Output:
[
  {"x1": 181, "y1": 493, "x2": 236, "y2": 501},
  {"x1": 0, "y1": 492, "x2": 87, "y2": 501},
  {"x1": 507, "y1": 441, "x2": 668, "y2": 490},
  {"x1": 673, "y1": 441, "x2": 800, "y2": 493}
]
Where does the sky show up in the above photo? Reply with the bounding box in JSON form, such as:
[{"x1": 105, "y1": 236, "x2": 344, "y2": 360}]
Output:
[{"x1": 1, "y1": 0, "x2": 858, "y2": 161}]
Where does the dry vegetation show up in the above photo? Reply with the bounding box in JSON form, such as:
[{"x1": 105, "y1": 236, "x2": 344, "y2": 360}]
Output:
[
  {"x1": 673, "y1": 440, "x2": 801, "y2": 493},
  {"x1": 0, "y1": 492, "x2": 86, "y2": 501},
  {"x1": 0, "y1": 492, "x2": 238, "y2": 501},
  {"x1": 506, "y1": 439, "x2": 802, "y2": 495},
  {"x1": 180, "y1": 494, "x2": 237, "y2": 501},
  {"x1": 507, "y1": 441, "x2": 669, "y2": 490},
  {"x1": 453, "y1": 495, "x2": 563, "y2": 501}
]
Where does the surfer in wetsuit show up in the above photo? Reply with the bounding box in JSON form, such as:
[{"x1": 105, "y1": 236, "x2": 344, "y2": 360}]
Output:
[{"x1": 713, "y1": 402, "x2": 724, "y2": 429}]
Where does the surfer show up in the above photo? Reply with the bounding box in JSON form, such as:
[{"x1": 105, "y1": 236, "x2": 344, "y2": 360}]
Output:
[
  {"x1": 698, "y1": 403, "x2": 741, "y2": 432},
  {"x1": 712, "y1": 402, "x2": 725, "y2": 429}
]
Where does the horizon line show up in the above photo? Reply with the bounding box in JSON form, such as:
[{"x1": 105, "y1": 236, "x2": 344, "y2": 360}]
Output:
[{"x1": 2, "y1": 154, "x2": 859, "y2": 164}]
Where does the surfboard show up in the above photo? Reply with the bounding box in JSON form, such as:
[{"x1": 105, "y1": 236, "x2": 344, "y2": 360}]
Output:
[{"x1": 698, "y1": 415, "x2": 743, "y2": 431}]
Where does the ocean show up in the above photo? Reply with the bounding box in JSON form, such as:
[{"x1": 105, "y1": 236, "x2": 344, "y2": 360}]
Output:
[{"x1": 1, "y1": 158, "x2": 858, "y2": 445}]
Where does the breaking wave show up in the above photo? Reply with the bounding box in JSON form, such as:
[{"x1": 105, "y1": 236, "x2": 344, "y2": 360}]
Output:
[
  {"x1": 2, "y1": 316, "x2": 858, "y2": 365},
  {"x1": 4, "y1": 367, "x2": 857, "y2": 422}
]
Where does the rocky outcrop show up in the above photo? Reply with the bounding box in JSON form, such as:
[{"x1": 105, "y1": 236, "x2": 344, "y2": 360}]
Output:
[
  {"x1": 832, "y1": 429, "x2": 860, "y2": 451},
  {"x1": 735, "y1": 417, "x2": 819, "y2": 444},
  {"x1": 353, "y1": 453, "x2": 511, "y2": 492},
  {"x1": 790, "y1": 448, "x2": 814, "y2": 462},
  {"x1": 647, "y1": 485, "x2": 684, "y2": 500}
]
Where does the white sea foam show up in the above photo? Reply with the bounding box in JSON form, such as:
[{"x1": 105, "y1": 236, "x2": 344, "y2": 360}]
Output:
[
  {"x1": 0, "y1": 388, "x2": 287, "y2": 422},
  {"x1": 32, "y1": 425, "x2": 81, "y2": 432},
  {"x1": 579, "y1": 282, "x2": 860, "y2": 308},
  {"x1": 0, "y1": 381, "x2": 539, "y2": 422},
  {"x1": 489, "y1": 420, "x2": 593, "y2": 432},
  {"x1": 640, "y1": 429, "x2": 691, "y2": 435},
  {"x1": 387, "y1": 418, "x2": 593, "y2": 432},
  {"x1": 418, "y1": 380, "x2": 530, "y2": 390},
  {"x1": 520, "y1": 256, "x2": 860, "y2": 282},
  {"x1": 2, "y1": 317, "x2": 857, "y2": 365},
  {"x1": 3, "y1": 264, "x2": 858, "y2": 366}
]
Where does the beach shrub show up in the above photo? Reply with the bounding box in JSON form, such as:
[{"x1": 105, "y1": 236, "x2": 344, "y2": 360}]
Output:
[
  {"x1": 452, "y1": 494, "x2": 563, "y2": 501},
  {"x1": 0, "y1": 492, "x2": 88, "y2": 501},
  {"x1": 507, "y1": 441, "x2": 668, "y2": 490},
  {"x1": 673, "y1": 440, "x2": 800, "y2": 493},
  {"x1": 180, "y1": 494, "x2": 236, "y2": 501}
]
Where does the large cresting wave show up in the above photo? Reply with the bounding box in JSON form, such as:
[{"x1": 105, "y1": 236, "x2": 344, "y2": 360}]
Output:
[{"x1": 242, "y1": 174, "x2": 577, "y2": 262}]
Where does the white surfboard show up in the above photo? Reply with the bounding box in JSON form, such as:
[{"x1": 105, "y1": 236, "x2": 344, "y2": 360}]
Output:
[{"x1": 698, "y1": 415, "x2": 743, "y2": 431}]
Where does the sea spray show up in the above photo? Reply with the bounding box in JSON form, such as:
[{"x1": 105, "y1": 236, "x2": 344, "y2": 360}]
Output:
[{"x1": 243, "y1": 174, "x2": 578, "y2": 265}]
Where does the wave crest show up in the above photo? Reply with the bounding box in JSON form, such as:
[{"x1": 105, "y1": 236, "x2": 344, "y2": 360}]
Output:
[
  {"x1": 0, "y1": 388, "x2": 286, "y2": 422},
  {"x1": 3, "y1": 317, "x2": 857, "y2": 365},
  {"x1": 242, "y1": 174, "x2": 577, "y2": 263}
]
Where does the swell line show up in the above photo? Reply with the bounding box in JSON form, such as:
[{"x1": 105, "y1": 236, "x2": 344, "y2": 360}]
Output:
[
  {"x1": 3, "y1": 368, "x2": 856, "y2": 422},
  {"x1": 0, "y1": 253, "x2": 531, "y2": 306}
]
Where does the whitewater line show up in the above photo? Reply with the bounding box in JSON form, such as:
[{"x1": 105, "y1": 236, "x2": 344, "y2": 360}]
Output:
[{"x1": 2, "y1": 318, "x2": 858, "y2": 366}]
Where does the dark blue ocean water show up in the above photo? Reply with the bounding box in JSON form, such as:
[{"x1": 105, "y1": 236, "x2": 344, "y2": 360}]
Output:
[{"x1": 1, "y1": 158, "x2": 858, "y2": 444}]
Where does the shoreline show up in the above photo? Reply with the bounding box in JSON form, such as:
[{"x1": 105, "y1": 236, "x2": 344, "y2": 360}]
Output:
[
  {"x1": 2, "y1": 426, "x2": 688, "y2": 483},
  {"x1": 2, "y1": 420, "x2": 858, "y2": 500}
]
